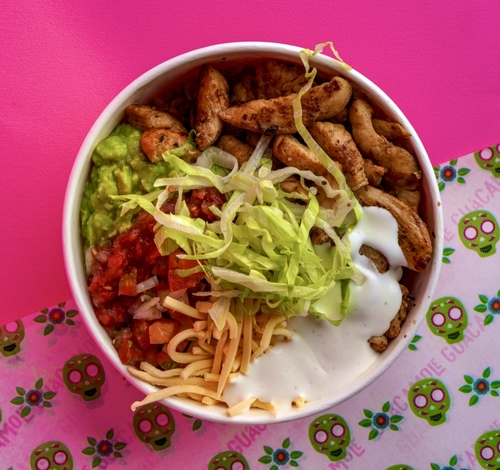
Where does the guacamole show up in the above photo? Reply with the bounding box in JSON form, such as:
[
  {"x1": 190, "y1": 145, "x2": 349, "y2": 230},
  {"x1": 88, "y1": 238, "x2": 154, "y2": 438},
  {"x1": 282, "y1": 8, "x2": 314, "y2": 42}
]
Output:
[{"x1": 81, "y1": 123, "x2": 172, "y2": 248}]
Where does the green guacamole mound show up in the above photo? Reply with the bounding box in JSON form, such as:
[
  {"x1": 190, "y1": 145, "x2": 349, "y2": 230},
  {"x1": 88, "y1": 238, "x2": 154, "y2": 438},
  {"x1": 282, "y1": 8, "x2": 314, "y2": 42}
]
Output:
[{"x1": 81, "y1": 123, "x2": 171, "y2": 248}]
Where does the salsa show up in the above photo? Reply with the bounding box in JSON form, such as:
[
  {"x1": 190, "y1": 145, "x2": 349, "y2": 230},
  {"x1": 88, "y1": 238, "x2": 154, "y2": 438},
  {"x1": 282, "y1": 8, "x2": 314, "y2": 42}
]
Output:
[{"x1": 87, "y1": 187, "x2": 226, "y2": 368}]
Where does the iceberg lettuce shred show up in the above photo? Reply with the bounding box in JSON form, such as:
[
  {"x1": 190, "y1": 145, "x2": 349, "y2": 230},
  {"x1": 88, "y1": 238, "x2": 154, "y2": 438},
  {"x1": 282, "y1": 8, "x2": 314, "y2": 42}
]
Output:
[{"x1": 115, "y1": 44, "x2": 363, "y2": 325}]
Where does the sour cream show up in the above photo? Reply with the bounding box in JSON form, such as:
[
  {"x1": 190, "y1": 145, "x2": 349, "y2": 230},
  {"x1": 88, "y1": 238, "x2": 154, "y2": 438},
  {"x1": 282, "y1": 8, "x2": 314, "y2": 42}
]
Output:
[{"x1": 222, "y1": 206, "x2": 407, "y2": 411}]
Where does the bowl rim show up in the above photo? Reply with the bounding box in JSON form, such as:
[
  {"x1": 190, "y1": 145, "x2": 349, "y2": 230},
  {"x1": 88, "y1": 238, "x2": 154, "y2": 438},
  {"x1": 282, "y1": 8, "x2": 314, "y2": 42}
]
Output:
[{"x1": 63, "y1": 41, "x2": 444, "y2": 424}]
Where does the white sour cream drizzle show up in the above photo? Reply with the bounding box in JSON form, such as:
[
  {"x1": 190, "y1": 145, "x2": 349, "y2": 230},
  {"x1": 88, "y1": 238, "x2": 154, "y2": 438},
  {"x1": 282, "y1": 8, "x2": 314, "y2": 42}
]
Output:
[{"x1": 222, "y1": 206, "x2": 407, "y2": 412}]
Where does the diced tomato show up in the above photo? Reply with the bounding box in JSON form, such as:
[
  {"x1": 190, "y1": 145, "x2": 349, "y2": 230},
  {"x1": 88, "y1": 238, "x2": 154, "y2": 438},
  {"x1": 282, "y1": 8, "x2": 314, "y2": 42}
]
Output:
[
  {"x1": 95, "y1": 304, "x2": 129, "y2": 328},
  {"x1": 167, "y1": 251, "x2": 204, "y2": 292},
  {"x1": 152, "y1": 257, "x2": 169, "y2": 277},
  {"x1": 117, "y1": 340, "x2": 145, "y2": 366},
  {"x1": 132, "y1": 319, "x2": 151, "y2": 350},
  {"x1": 168, "y1": 309, "x2": 195, "y2": 328},
  {"x1": 118, "y1": 268, "x2": 138, "y2": 296},
  {"x1": 148, "y1": 319, "x2": 181, "y2": 345},
  {"x1": 156, "y1": 350, "x2": 177, "y2": 370},
  {"x1": 187, "y1": 187, "x2": 226, "y2": 222},
  {"x1": 144, "y1": 345, "x2": 160, "y2": 367}
]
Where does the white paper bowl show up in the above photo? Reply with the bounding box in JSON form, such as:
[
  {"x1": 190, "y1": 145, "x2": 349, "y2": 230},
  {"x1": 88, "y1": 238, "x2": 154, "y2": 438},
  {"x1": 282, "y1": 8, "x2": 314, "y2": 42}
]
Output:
[{"x1": 63, "y1": 42, "x2": 443, "y2": 424}]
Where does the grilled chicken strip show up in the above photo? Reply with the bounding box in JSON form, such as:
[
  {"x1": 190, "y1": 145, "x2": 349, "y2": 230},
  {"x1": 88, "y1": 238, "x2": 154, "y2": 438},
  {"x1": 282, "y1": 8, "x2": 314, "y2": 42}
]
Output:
[
  {"x1": 363, "y1": 159, "x2": 387, "y2": 187},
  {"x1": 308, "y1": 121, "x2": 368, "y2": 191},
  {"x1": 216, "y1": 135, "x2": 254, "y2": 166},
  {"x1": 125, "y1": 104, "x2": 186, "y2": 133},
  {"x1": 219, "y1": 76, "x2": 352, "y2": 134},
  {"x1": 349, "y1": 99, "x2": 421, "y2": 190},
  {"x1": 140, "y1": 128, "x2": 188, "y2": 162},
  {"x1": 194, "y1": 65, "x2": 230, "y2": 150},
  {"x1": 255, "y1": 60, "x2": 308, "y2": 98},
  {"x1": 354, "y1": 185, "x2": 432, "y2": 272},
  {"x1": 371, "y1": 118, "x2": 412, "y2": 141}
]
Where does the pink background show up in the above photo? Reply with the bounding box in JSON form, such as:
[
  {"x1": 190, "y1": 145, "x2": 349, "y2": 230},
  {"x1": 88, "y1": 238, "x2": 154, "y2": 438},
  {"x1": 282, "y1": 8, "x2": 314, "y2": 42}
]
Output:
[{"x1": 1, "y1": 0, "x2": 499, "y2": 325}]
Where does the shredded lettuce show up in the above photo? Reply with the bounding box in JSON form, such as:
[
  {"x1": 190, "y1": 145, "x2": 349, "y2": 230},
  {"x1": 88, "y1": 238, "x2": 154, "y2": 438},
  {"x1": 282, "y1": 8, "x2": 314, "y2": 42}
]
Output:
[
  {"x1": 117, "y1": 133, "x2": 359, "y2": 324},
  {"x1": 115, "y1": 44, "x2": 364, "y2": 325}
]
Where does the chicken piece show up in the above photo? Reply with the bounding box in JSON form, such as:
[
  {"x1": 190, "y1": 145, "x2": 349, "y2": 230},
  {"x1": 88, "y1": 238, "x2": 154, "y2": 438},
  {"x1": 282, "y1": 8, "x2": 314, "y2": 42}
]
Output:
[
  {"x1": 255, "y1": 60, "x2": 308, "y2": 98},
  {"x1": 372, "y1": 118, "x2": 412, "y2": 141},
  {"x1": 328, "y1": 108, "x2": 348, "y2": 124},
  {"x1": 354, "y1": 185, "x2": 432, "y2": 272},
  {"x1": 125, "y1": 104, "x2": 186, "y2": 133},
  {"x1": 273, "y1": 135, "x2": 328, "y2": 176},
  {"x1": 216, "y1": 135, "x2": 254, "y2": 166},
  {"x1": 280, "y1": 176, "x2": 309, "y2": 198},
  {"x1": 349, "y1": 99, "x2": 421, "y2": 190},
  {"x1": 308, "y1": 121, "x2": 368, "y2": 191},
  {"x1": 219, "y1": 76, "x2": 352, "y2": 134},
  {"x1": 385, "y1": 285, "x2": 411, "y2": 339},
  {"x1": 310, "y1": 227, "x2": 331, "y2": 245},
  {"x1": 194, "y1": 65, "x2": 230, "y2": 150},
  {"x1": 232, "y1": 74, "x2": 259, "y2": 104},
  {"x1": 140, "y1": 128, "x2": 188, "y2": 162},
  {"x1": 363, "y1": 159, "x2": 386, "y2": 187},
  {"x1": 359, "y1": 244, "x2": 389, "y2": 273},
  {"x1": 368, "y1": 335, "x2": 388, "y2": 352},
  {"x1": 393, "y1": 188, "x2": 421, "y2": 213}
]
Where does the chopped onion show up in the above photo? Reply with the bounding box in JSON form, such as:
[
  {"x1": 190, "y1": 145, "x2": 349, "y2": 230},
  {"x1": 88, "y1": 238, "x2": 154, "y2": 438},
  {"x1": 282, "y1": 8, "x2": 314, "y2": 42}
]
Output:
[
  {"x1": 131, "y1": 296, "x2": 162, "y2": 320},
  {"x1": 133, "y1": 306, "x2": 162, "y2": 321},
  {"x1": 136, "y1": 276, "x2": 159, "y2": 293}
]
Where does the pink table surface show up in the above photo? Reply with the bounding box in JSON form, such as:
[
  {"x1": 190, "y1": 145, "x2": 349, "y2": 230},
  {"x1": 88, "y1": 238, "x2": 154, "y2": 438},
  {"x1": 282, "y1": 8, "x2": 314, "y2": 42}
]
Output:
[{"x1": 1, "y1": 0, "x2": 499, "y2": 324}]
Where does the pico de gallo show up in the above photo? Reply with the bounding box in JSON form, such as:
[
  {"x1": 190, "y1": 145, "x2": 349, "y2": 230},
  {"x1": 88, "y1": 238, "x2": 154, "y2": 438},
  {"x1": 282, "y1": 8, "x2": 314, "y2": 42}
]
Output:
[{"x1": 86, "y1": 188, "x2": 226, "y2": 369}]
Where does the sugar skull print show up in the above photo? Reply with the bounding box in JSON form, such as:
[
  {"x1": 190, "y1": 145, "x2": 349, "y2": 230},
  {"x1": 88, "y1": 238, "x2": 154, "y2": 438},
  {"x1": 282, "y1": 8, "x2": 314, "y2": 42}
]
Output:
[
  {"x1": 30, "y1": 440, "x2": 74, "y2": 470},
  {"x1": 475, "y1": 429, "x2": 500, "y2": 469},
  {"x1": 0, "y1": 319, "x2": 25, "y2": 357},
  {"x1": 475, "y1": 144, "x2": 500, "y2": 177},
  {"x1": 308, "y1": 413, "x2": 351, "y2": 462},
  {"x1": 62, "y1": 353, "x2": 105, "y2": 401},
  {"x1": 426, "y1": 296, "x2": 468, "y2": 344},
  {"x1": 133, "y1": 402, "x2": 176, "y2": 451},
  {"x1": 459, "y1": 210, "x2": 499, "y2": 257},
  {"x1": 408, "y1": 378, "x2": 451, "y2": 426},
  {"x1": 208, "y1": 450, "x2": 250, "y2": 470}
]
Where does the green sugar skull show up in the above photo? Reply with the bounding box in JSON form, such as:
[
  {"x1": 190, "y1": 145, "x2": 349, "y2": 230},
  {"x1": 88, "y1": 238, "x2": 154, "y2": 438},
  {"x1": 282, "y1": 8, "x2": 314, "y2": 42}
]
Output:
[
  {"x1": 309, "y1": 413, "x2": 351, "y2": 462},
  {"x1": 459, "y1": 210, "x2": 499, "y2": 257},
  {"x1": 208, "y1": 450, "x2": 250, "y2": 470},
  {"x1": 62, "y1": 353, "x2": 105, "y2": 401},
  {"x1": 426, "y1": 296, "x2": 468, "y2": 344},
  {"x1": 0, "y1": 320, "x2": 25, "y2": 357},
  {"x1": 133, "y1": 402, "x2": 175, "y2": 451},
  {"x1": 475, "y1": 144, "x2": 500, "y2": 177},
  {"x1": 30, "y1": 440, "x2": 74, "y2": 470},
  {"x1": 408, "y1": 378, "x2": 450, "y2": 426},
  {"x1": 475, "y1": 429, "x2": 500, "y2": 469}
]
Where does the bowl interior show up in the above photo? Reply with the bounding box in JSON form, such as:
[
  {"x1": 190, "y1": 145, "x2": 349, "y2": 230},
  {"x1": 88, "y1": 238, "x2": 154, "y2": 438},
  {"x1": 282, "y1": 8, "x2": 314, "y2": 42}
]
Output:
[{"x1": 63, "y1": 42, "x2": 443, "y2": 424}]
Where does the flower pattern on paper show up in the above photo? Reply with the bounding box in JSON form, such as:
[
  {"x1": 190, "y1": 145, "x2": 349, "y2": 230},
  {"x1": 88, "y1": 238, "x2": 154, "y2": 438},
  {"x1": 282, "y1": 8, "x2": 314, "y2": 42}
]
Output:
[
  {"x1": 442, "y1": 247, "x2": 455, "y2": 264},
  {"x1": 182, "y1": 413, "x2": 203, "y2": 431},
  {"x1": 434, "y1": 160, "x2": 470, "y2": 192},
  {"x1": 10, "y1": 377, "x2": 57, "y2": 417},
  {"x1": 459, "y1": 367, "x2": 500, "y2": 406},
  {"x1": 33, "y1": 301, "x2": 79, "y2": 336},
  {"x1": 82, "y1": 428, "x2": 127, "y2": 468},
  {"x1": 474, "y1": 290, "x2": 500, "y2": 326},
  {"x1": 259, "y1": 437, "x2": 303, "y2": 468},
  {"x1": 430, "y1": 454, "x2": 468, "y2": 470},
  {"x1": 358, "y1": 401, "x2": 403, "y2": 440},
  {"x1": 408, "y1": 334, "x2": 422, "y2": 351}
]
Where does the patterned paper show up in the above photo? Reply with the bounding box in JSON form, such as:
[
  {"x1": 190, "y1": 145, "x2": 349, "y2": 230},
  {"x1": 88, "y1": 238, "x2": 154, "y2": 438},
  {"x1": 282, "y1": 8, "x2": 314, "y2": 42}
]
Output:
[{"x1": 1, "y1": 145, "x2": 500, "y2": 470}]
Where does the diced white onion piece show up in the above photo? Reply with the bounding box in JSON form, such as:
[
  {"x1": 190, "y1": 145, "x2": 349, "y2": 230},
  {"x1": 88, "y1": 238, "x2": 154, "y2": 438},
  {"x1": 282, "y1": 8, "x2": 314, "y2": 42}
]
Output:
[
  {"x1": 133, "y1": 306, "x2": 162, "y2": 321},
  {"x1": 136, "y1": 276, "x2": 159, "y2": 293}
]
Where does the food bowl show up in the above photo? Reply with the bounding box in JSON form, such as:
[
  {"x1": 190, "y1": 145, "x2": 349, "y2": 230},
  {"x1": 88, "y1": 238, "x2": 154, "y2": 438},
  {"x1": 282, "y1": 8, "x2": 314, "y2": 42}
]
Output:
[{"x1": 63, "y1": 41, "x2": 443, "y2": 424}]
